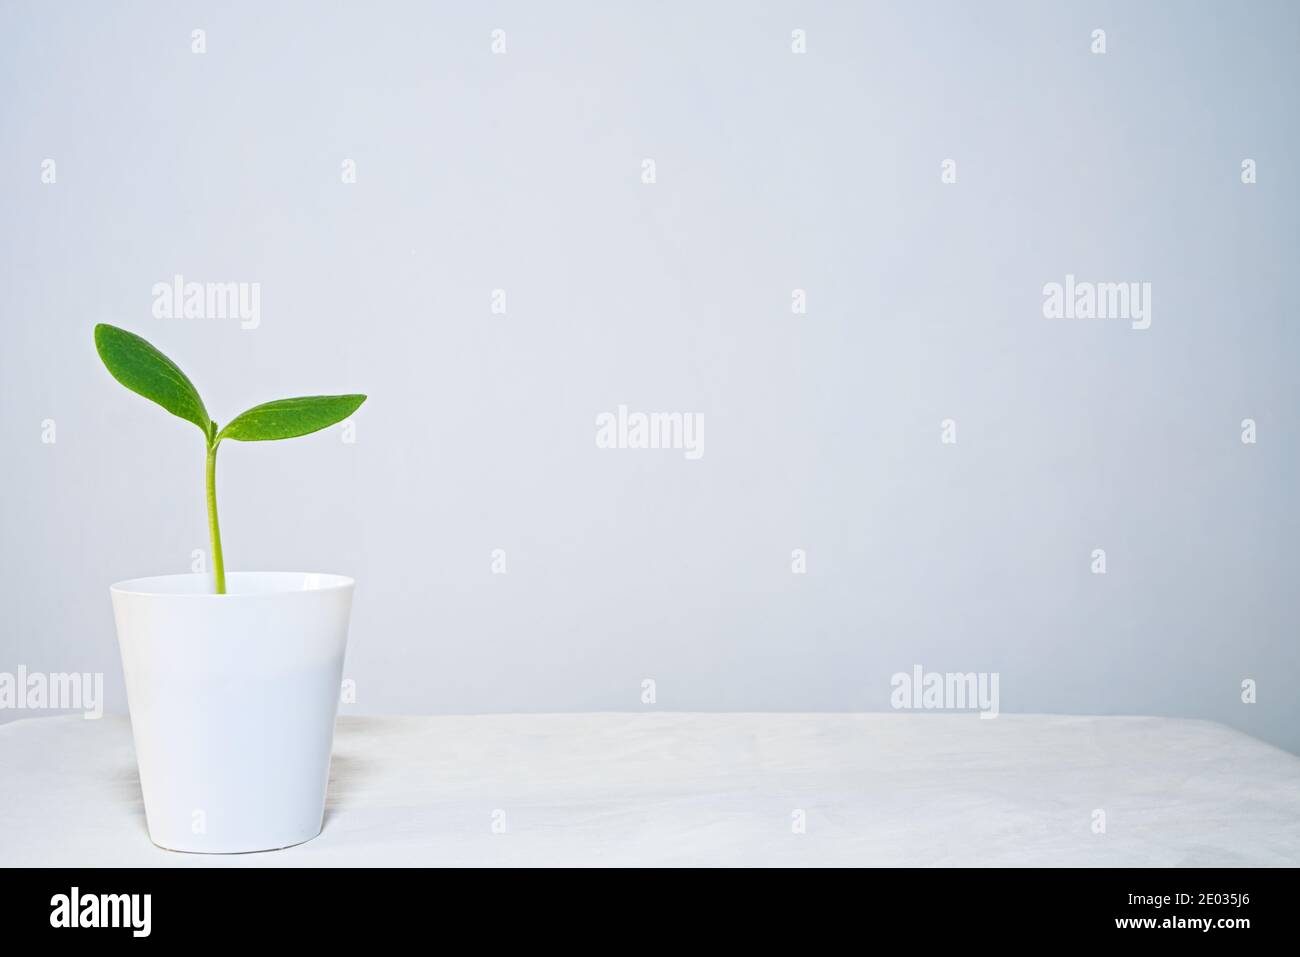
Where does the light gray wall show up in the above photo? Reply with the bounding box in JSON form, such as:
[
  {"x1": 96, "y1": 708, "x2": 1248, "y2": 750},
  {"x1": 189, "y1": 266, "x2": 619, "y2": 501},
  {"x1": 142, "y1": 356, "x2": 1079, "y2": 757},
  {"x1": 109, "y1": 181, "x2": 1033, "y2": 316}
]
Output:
[{"x1": 3, "y1": 2, "x2": 1298, "y2": 751}]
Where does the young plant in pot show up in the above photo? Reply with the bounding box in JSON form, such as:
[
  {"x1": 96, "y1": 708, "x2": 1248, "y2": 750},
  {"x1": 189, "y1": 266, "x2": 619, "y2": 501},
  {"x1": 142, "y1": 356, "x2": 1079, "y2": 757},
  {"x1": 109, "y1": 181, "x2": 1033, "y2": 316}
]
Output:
[{"x1": 95, "y1": 323, "x2": 365, "y2": 853}]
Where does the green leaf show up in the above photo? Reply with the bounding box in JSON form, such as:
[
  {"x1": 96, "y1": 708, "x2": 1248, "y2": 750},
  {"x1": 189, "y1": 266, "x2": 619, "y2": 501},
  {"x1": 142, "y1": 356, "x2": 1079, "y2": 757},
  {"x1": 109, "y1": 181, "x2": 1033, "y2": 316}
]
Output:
[
  {"x1": 94, "y1": 324, "x2": 212, "y2": 438},
  {"x1": 217, "y1": 395, "x2": 366, "y2": 443}
]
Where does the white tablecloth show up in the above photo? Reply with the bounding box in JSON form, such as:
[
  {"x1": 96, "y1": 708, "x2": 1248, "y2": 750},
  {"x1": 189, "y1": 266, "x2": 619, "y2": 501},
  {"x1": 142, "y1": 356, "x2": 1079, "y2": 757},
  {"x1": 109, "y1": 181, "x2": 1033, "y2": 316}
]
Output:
[{"x1": 3, "y1": 713, "x2": 1298, "y2": 866}]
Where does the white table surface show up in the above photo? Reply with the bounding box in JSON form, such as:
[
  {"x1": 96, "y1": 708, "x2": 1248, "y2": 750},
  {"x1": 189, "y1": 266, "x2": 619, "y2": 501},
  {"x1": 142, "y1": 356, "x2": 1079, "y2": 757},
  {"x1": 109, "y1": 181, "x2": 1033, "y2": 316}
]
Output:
[{"x1": 3, "y1": 712, "x2": 1298, "y2": 867}]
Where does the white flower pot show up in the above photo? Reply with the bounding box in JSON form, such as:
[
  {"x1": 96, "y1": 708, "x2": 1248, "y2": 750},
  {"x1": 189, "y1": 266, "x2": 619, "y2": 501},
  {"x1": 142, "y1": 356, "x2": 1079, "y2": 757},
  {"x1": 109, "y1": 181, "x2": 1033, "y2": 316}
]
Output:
[{"x1": 109, "y1": 572, "x2": 355, "y2": 853}]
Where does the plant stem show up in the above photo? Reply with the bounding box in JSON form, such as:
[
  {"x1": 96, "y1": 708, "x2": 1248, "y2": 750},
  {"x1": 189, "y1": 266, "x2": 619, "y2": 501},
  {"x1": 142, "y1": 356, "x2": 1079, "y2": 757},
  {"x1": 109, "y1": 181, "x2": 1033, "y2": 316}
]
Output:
[{"x1": 205, "y1": 440, "x2": 226, "y2": 594}]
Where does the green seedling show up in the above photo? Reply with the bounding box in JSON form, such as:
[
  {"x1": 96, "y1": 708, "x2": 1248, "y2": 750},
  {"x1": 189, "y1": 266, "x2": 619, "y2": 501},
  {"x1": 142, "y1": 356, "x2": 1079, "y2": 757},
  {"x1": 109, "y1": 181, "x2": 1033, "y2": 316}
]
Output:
[{"x1": 94, "y1": 323, "x2": 365, "y2": 594}]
